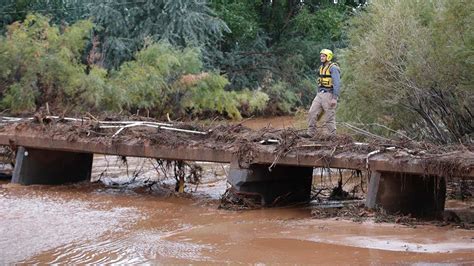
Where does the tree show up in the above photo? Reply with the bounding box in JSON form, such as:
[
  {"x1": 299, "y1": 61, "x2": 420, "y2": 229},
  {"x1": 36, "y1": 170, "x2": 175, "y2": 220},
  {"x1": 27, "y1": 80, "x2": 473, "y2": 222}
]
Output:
[
  {"x1": 339, "y1": 0, "x2": 473, "y2": 143},
  {"x1": 87, "y1": 0, "x2": 229, "y2": 69},
  {"x1": 0, "y1": 0, "x2": 88, "y2": 34},
  {"x1": 0, "y1": 14, "x2": 106, "y2": 113}
]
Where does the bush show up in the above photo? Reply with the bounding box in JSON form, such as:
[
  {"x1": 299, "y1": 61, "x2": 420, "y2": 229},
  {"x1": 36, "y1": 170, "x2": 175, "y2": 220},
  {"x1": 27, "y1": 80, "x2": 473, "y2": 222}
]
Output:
[
  {"x1": 297, "y1": 79, "x2": 317, "y2": 108},
  {"x1": 0, "y1": 15, "x2": 267, "y2": 120},
  {"x1": 339, "y1": 0, "x2": 473, "y2": 143},
  {"x1": 0, "y1": 14, "x2": 109, "y2": 114},
  {"x1": 234, "y1": 89, "x2": 269, "y2": 117},
  {"x1": 181, "y1": 73, "x2": 241, "y2": 119},
  {"x1": 110, "y1": 42, "x2": 202, "y2": 114},
  {"x1": 111, "y1": 43, "x2": 252, "y2": 119},
  {"x1": 262, "y1": 81, "x2": 299, "y2": 115}
]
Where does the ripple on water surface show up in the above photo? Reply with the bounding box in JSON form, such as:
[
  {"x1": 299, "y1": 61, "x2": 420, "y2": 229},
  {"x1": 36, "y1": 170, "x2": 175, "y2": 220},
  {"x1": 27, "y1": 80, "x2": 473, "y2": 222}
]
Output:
[{"x1": 0, "y1": 194, "x2": 141, "y2": 264}]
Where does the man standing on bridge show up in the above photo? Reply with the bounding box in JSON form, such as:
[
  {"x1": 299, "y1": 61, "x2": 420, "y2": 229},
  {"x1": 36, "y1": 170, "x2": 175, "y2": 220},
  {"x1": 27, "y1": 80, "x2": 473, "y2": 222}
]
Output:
[{"x1": 307, "y1": 49, "x2": 341, "y2": 137}]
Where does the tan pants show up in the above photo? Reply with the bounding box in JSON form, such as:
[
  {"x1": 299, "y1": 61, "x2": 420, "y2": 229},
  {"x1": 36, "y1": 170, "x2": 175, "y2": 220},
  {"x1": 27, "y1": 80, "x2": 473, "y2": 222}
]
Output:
[{"x1": 307, "y1": 91, "x2": 337, "y2": 136}]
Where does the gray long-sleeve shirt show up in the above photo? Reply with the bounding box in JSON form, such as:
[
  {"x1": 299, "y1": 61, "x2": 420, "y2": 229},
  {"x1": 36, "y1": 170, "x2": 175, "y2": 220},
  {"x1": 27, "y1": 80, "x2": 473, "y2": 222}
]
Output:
[{"x1": 329, "y1": 64, "x2": 340, "y2": 97}]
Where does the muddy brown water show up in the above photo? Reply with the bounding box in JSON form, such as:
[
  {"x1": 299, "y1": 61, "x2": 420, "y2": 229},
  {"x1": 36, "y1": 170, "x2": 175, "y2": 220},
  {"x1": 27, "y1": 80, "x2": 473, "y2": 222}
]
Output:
[{"x1": 1, "y1": 117, "x2": 473, "y2": 264}]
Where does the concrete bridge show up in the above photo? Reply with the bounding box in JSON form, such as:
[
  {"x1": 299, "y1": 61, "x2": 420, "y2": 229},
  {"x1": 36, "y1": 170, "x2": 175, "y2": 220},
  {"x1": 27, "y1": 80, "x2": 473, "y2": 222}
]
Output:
[{"x1": 0, "y1": 118, "x2": 472, "y2": 217}]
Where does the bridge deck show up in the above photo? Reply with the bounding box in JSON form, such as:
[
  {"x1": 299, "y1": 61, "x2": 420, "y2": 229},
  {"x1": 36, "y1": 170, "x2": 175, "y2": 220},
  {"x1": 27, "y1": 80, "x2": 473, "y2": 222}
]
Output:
[{"x1": 0, "y1": 119, "x2": 472, "y2": 178}]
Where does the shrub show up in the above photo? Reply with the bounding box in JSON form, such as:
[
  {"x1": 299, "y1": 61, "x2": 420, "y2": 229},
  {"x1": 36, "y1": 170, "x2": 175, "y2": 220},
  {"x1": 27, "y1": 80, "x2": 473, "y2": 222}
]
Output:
[
  {"x1": 234, "y1": 89, "x2": 269, "y2": 117},
  {"x1": 0, "y1": 14, "x2": 109, "y2": 114},
  {"x1": 339, "y1": 0, "x2": 473, "y2": 143},
  {"x1": 262, "y1": 81, "x2": 299, "y2": 115},
  {"x1": 181, "y1": 73, "x2": 241, "y2": 119}
]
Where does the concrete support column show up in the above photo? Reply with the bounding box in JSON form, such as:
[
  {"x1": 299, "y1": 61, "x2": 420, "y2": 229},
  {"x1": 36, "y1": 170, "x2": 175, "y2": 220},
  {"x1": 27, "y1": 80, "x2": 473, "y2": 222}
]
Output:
[
  {"x1": 228, "y1": 161, "x2": 313, "y2": 205},
  {"x1": 366, "y1": 171, "x2": 446, "y2": 217},
  {"x1": 12, "y1": 147, "x2": 93, "y2": 185}
]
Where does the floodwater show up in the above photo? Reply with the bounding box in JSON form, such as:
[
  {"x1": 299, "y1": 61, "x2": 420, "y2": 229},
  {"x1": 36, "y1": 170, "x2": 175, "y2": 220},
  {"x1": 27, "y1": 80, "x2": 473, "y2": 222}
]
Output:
[
  {"x1": 1, "y1": 157, "x2": 473, "y2": 264},
  {"x1": 1, "y1": 117, "x2": 473, "y2": 264}
]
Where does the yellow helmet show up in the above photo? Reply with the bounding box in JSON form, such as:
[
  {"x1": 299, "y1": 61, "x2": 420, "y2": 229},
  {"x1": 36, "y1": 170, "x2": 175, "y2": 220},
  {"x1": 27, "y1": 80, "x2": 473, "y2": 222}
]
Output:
[{"x1": 320, "y1": 49, "x2": 334, "y2": 61}]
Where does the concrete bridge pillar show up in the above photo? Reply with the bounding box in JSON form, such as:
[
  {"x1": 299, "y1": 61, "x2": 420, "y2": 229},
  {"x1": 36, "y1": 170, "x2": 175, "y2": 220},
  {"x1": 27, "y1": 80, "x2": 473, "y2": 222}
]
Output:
[
  {"x1": 228, "y1": 160, "x2": 313, "y2": 206},
  {"x1": 366, "y1": 171, "x2": 446, "y2": 217},
  {"x1": 12, "y1": 147, "x2": 93, "y2": 185}
]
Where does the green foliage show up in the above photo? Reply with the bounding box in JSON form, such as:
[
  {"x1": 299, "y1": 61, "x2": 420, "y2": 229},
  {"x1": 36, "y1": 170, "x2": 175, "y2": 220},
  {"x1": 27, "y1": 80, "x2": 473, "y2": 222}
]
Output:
[
  {"x1": 182, "y1": 73, "x2": 242, "y2": 119},
  {"x1": 0, "y1": 14, "x2": 104, "y2": 113},
  {"x1": 0, "y1": 15, "x2": 266, "y2": 119},
  {"x1": 0, "y1": 1, "x2": 231, "y2": 70},
  {"x1": 87, "y1": 0, "x2": 229, "y2": 69},
  {"x1": 339, "y1": 0, "x2": 473, "y2": 143},
  {"x1": 111, "y1": 42, "x2": 201, "y2": 113},
  {"x1": 431, "y1": 0, "x2": 473, "y2": 95},
  {"x1": 111, "y1": 42, "x2": 264, "y2": 119},
  {"x1": 0, "y1": 0, "x2": 89, "y2": 34},
  {"x1": 79, "y1": 66, "x2": 112, "y2": 110},
  {"x1": 219, "y1": 33, "x2": 275, "y2": 90},
  {"x1": 297, "y1": 78, "x2": 317, "y2": 107},
  {"x1": 292, "y1": 6, "x2": 346, "y2": 43},
  {"x1": 1, "y1": 83, "x2": 37, "y2": 113},
  {"x1": 234, "y1": 89, "x2": 269, "y2": 117},
  {"x1": 262, "y1": 81, "x2": 299, "y2": 115},
  {"x1": 0, "y1": 1, "x2": 18, "y2": 33},
  {"x1": 210, "y1": 0, "x2": 259, "y2": 46}
]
